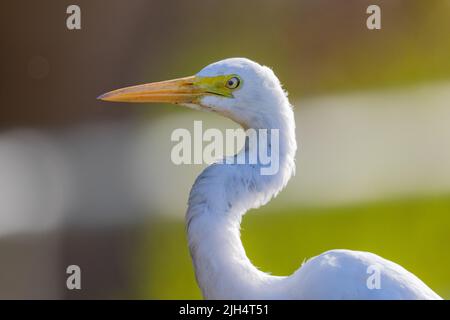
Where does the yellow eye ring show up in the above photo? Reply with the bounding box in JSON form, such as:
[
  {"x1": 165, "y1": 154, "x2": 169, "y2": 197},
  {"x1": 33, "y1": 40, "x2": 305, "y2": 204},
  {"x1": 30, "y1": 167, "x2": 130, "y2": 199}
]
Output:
[{"x1": 225, "y1": 76, "x2": 240, "y2": 89}]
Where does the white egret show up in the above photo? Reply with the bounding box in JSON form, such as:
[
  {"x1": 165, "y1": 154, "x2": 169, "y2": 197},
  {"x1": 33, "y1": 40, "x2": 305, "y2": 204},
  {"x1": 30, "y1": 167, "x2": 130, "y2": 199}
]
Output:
[{"x1": 99, "y1": 58, "x2": 442, "y2": 300}]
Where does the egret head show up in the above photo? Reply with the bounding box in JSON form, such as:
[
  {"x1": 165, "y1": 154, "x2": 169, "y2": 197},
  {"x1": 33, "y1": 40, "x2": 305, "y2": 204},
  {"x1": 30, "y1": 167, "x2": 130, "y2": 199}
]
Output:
[{"x1": 98, "y1": 58, "x2": 289, "y2": 128}]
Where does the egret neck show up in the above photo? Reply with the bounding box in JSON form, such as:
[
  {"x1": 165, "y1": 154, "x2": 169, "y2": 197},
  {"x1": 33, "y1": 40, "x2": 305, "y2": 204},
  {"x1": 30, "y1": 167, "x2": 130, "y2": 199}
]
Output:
[{"x1": 186, "y1": 93, "x2": 297, "y2": 299}]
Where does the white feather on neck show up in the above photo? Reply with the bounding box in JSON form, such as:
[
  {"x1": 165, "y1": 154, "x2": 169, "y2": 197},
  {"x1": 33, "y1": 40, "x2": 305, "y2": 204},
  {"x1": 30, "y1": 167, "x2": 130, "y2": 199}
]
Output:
[{"x1": 186, "y1": 91, "x2": 297, "y2": 299}]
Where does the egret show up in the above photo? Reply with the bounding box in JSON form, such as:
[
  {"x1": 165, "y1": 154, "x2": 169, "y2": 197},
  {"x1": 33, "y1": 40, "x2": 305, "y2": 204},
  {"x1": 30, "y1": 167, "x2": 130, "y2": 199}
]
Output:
[{"x1": 99, "y1": 58, "x2": 442, "y2": 300}]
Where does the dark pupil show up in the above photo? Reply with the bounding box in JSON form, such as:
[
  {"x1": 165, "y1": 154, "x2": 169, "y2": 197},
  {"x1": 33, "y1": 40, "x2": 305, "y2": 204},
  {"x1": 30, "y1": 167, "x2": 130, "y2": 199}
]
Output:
[{"x1": 228, "y1": 78, "x2": 239, "y2": 88}]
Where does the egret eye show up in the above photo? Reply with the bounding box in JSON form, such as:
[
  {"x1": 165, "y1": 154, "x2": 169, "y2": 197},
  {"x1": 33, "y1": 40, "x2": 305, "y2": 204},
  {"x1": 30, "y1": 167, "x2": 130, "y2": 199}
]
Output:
[{"x1": 226, "y1": 76, "x2": 240, "y2": 89}]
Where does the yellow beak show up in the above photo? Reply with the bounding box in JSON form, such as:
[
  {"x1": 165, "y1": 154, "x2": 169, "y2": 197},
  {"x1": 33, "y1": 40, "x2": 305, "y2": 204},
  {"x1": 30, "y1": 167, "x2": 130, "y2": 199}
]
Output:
[
  {"x1": 98, "y1": 74, "x2": 236, "y2": 104},
  {"x1": 97, "y1": 76, "x2": 206, "y2": 104}
]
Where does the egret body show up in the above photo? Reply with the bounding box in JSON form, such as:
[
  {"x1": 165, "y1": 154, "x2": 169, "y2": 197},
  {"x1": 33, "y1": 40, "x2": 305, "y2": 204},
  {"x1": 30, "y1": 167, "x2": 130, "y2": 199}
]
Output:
[{"x1": 99, "y1": 58, "x2": 442, "y2": 300}]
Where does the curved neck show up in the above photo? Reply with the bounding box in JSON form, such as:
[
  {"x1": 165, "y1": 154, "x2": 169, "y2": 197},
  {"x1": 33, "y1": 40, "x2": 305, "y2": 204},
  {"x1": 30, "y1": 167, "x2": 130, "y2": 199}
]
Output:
[{"x1": 186, "y1": 102, "x2": 296, "y2": 299}]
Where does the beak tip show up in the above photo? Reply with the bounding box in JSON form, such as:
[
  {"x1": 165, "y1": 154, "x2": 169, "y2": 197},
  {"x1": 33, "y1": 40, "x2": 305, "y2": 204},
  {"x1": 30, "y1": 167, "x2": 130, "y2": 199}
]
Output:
[{"x1": 97, "y1": 93, "x2": 107, "y2": 101}]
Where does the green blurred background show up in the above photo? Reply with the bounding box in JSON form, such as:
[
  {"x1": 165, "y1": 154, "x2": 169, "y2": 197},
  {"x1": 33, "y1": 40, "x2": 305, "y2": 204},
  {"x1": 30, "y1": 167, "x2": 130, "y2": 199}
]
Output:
[{"x1": 0, "y1": 0, "x2": 449, "y2": 299}]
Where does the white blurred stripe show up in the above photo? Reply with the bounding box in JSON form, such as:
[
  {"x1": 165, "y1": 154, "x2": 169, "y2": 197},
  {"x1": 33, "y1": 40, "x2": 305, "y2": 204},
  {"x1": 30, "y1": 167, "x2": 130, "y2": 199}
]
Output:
[{"x1": 0, "y1": 130, "x2": 69, "y2": 236}]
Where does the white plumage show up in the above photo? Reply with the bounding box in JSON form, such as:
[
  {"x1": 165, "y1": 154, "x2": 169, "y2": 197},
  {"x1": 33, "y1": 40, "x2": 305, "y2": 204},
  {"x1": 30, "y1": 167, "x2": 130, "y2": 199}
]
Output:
[{"x1": 185, "y1": 58, "x2": 441, "y2": 300}]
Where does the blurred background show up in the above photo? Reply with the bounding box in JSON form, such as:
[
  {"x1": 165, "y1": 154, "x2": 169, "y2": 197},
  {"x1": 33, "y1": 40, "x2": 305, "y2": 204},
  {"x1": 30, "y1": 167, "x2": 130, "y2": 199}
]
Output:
[{"x1": 0, "y1": 0, "x2": 449, "y2": 299}]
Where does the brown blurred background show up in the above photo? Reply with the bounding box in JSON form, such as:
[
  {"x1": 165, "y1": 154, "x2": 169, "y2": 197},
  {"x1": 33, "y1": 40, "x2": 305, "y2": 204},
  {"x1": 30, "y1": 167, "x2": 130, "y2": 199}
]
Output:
[{"x1": 0, "y1": 0, "x2": 449, "y2": 299}]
